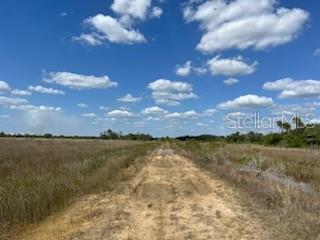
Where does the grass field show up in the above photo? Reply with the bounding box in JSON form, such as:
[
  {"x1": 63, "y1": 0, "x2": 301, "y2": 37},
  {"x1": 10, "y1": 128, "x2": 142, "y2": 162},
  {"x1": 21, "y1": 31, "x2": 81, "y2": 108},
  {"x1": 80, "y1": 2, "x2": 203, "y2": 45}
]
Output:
[
  {"x1": 0, "y1": 138, "x2": 156, "y2": 236},
  {"x1": 173, "y1": 141, "x2": 320, "y2": 239}
]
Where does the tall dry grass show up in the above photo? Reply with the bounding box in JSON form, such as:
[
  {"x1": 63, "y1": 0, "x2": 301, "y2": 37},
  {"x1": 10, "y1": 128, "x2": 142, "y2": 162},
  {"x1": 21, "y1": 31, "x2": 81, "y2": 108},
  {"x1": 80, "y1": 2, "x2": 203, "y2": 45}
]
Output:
[
  {"x1": 0, "y1": 138, "x2": 155, "y2": 236},
  {"x1": 173, "y1": 141, "x2": 320, "y2": 239}
]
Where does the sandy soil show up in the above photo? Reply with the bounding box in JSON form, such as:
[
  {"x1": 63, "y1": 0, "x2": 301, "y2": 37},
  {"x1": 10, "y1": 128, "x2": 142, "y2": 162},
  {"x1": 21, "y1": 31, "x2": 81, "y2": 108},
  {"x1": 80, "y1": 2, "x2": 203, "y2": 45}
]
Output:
[{"x1": 13, "y1": 146, "x2": 274, "y2": 240}]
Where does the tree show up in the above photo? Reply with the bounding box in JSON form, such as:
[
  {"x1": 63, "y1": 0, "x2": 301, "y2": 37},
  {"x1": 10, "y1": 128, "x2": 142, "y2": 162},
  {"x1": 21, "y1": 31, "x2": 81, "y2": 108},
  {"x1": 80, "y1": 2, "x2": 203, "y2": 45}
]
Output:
[
  {"x1": 283, "y1": 122, "x2": 291, "y2": 132},
  {"x1": 293, "y1": 116, "x2": 304, "y2": 129},
  {"x1": 276, "y1": 120, "x2": 284, "y2": 133}
]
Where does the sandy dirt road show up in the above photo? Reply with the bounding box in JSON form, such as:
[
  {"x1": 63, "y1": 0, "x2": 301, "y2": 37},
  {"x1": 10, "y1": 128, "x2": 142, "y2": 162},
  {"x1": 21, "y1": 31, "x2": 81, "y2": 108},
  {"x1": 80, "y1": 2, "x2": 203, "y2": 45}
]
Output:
[{"x1": 14, "y1": 146, "x2": 273, "y2": 240}]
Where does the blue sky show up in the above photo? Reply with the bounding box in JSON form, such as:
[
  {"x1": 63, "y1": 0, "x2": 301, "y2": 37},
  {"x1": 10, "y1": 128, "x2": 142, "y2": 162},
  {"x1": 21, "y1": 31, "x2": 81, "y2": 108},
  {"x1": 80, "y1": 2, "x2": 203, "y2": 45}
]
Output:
[{"x1": 0, "y1": 0, "x2": 320, "y2": 137}]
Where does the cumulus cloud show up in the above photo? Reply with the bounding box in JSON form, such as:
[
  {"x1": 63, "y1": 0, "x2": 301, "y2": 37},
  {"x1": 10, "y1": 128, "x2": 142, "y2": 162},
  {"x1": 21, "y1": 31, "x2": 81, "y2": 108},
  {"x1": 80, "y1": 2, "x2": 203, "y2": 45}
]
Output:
[
  {"x1": 117, "y1": 94, "x2": 142, "y2": 103},
  {"x1": 270, "y1": 103, "x2": 317, "y2": 116},
  {"x1": 217, "y1": 94, "x2": 274, "y2": 110},
  {"x1": 142, "y1": 106, "x2": 168, "y2": 115},
  {"x1": 75, "y1": 0, "x2": 162, "y2": 46},
  {"x1": 224, "y1": 78, "x2": 239, "y2": 86},
  {"x1": 165, "y1": 110, "x2": 199, "y2": 119},
  {"x1": 28, "y1": 85, "x2": 65, "y2": 95},
  {"x1": 263, "y1": 78, "x2": 320, "y2": 99},
  {"x1": 183, "y1": 0, "x2": 309, "y2": 53},
  {"x1": 148, "y1": 79, "x2": 198, "y2": 106},
  {"x1": 10, "y1": 104, "x2": 62, "y2": 112},
  {"x1": 44, "y1": 71, "x2": 118, "y2": 90},
  {"x1": 0, "y1": 81, "x2": 10, "y2": 92},
  {"x1": 150, "y1": 6, "x2": 163, "y2": 18},
  {"x1": 11, "y1": 89, "x2": 32, "y2": 96},
  {"x1": 111, "y1": 0, "x2": 152, "y2": 20},
  {"x1": 176, "y1": 61, "x2": 192, "y2": 77},
  {"x1": 78, "y1": 15, "x2": 146, "y2": 45},
  {"x1": 207, "y1": 56, "x2": 257, "y2": 76},
  {"x1": 107, "y1": 109, "x2": 135, "y2": 118},
  {"x1": 203, "y1": 108, "x2": 217, "y2": 116},
  {"x1": 0, "y1": 96, "x2": 28, "y2": 106},
  {"x1": 73, "y1": 34, "x2": 103, "y2": 46}
]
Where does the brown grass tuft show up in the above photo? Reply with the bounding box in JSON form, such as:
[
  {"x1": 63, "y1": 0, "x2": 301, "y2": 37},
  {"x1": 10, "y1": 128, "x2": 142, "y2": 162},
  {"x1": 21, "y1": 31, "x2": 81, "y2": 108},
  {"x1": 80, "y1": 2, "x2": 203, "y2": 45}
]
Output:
[
  {"x1": 173, "y1": 141, "x2": 320, "y2": 239},
  {"x1": 0, "y1": 138, "x2": 156, "y2": 237}
]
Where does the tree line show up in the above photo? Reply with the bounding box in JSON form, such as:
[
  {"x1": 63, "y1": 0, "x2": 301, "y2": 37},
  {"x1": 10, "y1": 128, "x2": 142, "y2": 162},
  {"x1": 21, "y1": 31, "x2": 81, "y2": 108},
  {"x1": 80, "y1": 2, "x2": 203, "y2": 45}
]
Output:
[
  {"x1": 0, "y1": 129, "x2": 154, "y2": 141},
  {"x1": 2, "y1": 117, "x2": 320, "y2": 147}
]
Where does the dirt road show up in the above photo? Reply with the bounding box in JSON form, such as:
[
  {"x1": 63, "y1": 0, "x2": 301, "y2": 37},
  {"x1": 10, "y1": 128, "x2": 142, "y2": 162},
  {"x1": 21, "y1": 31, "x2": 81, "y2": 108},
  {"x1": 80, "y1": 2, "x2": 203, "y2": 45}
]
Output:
[{"x1": 14, "y1": 146, "x2": 273, "y2": 240}]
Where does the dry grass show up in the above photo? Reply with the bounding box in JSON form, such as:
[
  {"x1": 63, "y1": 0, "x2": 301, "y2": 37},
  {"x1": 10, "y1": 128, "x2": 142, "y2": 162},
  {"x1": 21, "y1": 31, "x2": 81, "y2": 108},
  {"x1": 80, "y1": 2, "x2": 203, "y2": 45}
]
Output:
[
  {"x1": 173, "y1": 141, "x2": 320, "y2": 240},
  {"x1": 0, "y1": 138, "x2": 156, "y2": 237}
]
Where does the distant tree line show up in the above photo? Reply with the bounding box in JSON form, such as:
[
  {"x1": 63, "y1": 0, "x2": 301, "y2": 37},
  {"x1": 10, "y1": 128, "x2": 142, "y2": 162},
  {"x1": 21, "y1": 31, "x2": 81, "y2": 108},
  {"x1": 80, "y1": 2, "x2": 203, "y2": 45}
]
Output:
[
  {"x1": 0, "y1": 132, "x2": 100, "y2": 139},
  {"x1": 176, "y1": 117, "x2": 320, "y2": 148},
  {"x1": 0, "y1": 129, "x2": 154, "y2": 141},
  {"x1": 100, "y1": 129, "x2": 154, "y2": 141},
  {"x1": 2, "y1": 117, "x2": 320, "y2": 147}
]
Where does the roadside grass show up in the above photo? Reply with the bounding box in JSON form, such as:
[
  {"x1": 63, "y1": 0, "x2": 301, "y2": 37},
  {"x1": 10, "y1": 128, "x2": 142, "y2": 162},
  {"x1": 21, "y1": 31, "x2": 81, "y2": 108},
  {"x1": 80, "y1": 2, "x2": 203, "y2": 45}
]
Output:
[
  {"x1": 0, "y1": 138, "x2": 156, "y2": 237},
  {"x1": 172, "y1": 140, "x2": 320, "y2": 240}
]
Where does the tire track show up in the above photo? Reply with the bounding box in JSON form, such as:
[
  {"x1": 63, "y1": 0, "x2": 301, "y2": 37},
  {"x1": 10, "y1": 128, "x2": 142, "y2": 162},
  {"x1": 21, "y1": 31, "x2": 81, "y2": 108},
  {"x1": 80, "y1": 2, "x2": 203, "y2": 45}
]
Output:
[{"x1": 13, "y1": 146, "x2": 274, "y2": 240}]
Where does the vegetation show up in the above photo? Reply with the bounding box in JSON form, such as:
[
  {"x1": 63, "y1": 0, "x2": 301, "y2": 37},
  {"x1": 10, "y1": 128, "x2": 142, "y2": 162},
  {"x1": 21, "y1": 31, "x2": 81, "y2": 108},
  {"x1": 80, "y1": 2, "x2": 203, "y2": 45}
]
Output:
[
  {"x1": 177, "y1": 117, "x2": 320, "y2": 148},
  {"x1": 0, "y1": 138, "x2": 156, "y2": 237},
  {"x1": 100, "y1": 129, "x2": 154, "y2": 141},
  {"x1": 172, "y1": 141, "x2": 320, "y2": 239},
  {"x1": 0, "y1": 129, "x2": 154, "y2": 141}
]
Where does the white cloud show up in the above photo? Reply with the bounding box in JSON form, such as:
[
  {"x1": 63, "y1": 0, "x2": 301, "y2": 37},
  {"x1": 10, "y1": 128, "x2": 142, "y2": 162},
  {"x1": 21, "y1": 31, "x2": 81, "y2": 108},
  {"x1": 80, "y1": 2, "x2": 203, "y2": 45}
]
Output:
[
  {"x1": 117, "y1": 94, "x2": 142, "y2": 103},
  {"x1": 76, "y1": 0, "x2": 162, "y2": 46},
  {"x1": 142, "y1": 106, "x2": 168, "y2": 115},
  {"x1": 150, "y1": 6, "x2": 163, "y2": 18},
  {"x1": 270, "y1": 103, "x2": 317, "y2": 116},
  {"x1": 81, "y1": 113, "x2": 98, "y2": 118},
  {"x1": 227, "y1": 112, "x2": 252, "y2": 118},
  {"x1": 44, "y1": 71, "x2": 118, "y2": 90},
  {"x1": 184, "y1": 0, "x2": 309, "y2": 53},
  {"x1": 78, "y1": 103, "x2": 88, "y2": 108},
  {"x1": 28, "y1": 85, "x2": 65, "y2": 95},
  {"x1": 148, "y1": 79, "x2": 197, "y2": 106},
  {"x1": 11, "y1": 89, "x2": 32, "y2": 96},
  {"x1": 73, "y1": 34, "x2": 103, "y2": 46},
  {"x1": 263, "y1": 78, "x2": 320, "y2": 99},
  {"x1": 203, "y1": 108, "x2": 217, "y2": 116},
  {"x1": 10, "y1": 104, "x2": 62, "y2": 112},
  {"x1": 165, "y1": 110, "x2": 199, "y2": 119},
  {"x1": 82, "y1": 14, "x2": 146, "y2": 45},
  {"x1": 0, "y1": 81, "x2": 10, "y2": 92},
  {"x1": 111, "y1": 0, "x2": 152, "y2": 20},
  {"x1": 207, "y1": 56, "x2": 257, "y2": 76},
  {"x1": 107, "y1": 109, "x2": 135, "y2": 118},
  {"x1": 224, "y1": 78, "x2": 239, "y2": 86},
  {"x1": 217, "y1": 94, "x2": 274, "y2": 110},
  {"x1": 176, "y1": 61, "x2": 192, "y2": 77},
  {"x1": 0, "y1": 96, "x2": 28, "y2": 106},
  {"x1": 193, "y1": 66, "x2": 207, "y2": 75},
  {"x1": 148, "y1": 79, "x2": 193, "y2": 92}
]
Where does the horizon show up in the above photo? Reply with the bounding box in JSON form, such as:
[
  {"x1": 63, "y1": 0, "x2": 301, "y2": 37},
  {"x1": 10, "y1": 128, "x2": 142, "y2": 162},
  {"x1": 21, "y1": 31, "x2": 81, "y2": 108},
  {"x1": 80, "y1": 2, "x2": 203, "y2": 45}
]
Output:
[{"x1": 1, "y1": 0, "x2": 320, "y2": 137}]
